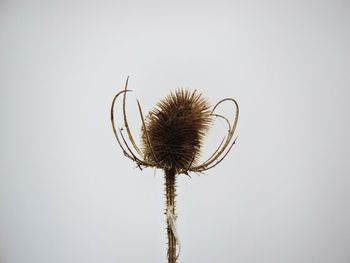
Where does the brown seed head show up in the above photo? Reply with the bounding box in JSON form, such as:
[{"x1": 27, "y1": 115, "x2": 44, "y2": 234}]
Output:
[{"x1": 141, "y1": 89, "x2": 213, "y2": 173}]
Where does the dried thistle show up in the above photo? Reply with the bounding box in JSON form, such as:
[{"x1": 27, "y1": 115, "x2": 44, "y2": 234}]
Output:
[
  {"x1": 142, "y1": 89, "x2": 213, "y2": 173},
  {"x1": 110, "y1": 77, "x2": 239, "y2": 263}
]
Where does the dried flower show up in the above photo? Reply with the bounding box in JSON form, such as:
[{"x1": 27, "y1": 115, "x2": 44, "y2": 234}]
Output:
[
  {"x1": 141, "y1": 89, "x2": 212, "y2": 173},
  {"x1": 110, "y1": 77, "x2": 239, "y2": 263}
]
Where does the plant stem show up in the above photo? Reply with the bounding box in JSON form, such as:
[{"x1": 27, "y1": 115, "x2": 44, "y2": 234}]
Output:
[{"x1": 165, "y1": 167, "x2": 177, "y2": 263}]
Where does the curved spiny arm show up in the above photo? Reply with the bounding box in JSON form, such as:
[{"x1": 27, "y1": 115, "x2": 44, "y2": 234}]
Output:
[
  {"x1": 122, "y1": 77, "x2": 144, "y2": 158},
  {"x1": 197, "y1": 137, "x2": 237, "y2": 172},
  {"x1": 111, "y1": 89, "x2": 135, "y2": 161},
  {"x1": 189, "y1": 98, "x2": 239, "y2": 172},
  {"x1": 136, "y1": 100, "x2": 162, "y2": 168},
  {"x1": 110, "y1": 85, "x2": 154, "y2": 168}
]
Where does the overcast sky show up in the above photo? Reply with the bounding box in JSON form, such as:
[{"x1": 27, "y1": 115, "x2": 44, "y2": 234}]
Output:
[{"x1": 1, "y1": 1, "x2": 350, "y2": 263}]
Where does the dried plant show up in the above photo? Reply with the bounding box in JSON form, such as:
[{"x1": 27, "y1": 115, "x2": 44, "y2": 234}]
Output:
[{"x1": 110, "y1": 77, "x2": 239, "y2": 263}]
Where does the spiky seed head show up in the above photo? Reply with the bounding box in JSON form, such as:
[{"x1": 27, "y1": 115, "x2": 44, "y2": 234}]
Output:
[{"x1": 141, "y1": 89, "x2": 213, "y2": 173}]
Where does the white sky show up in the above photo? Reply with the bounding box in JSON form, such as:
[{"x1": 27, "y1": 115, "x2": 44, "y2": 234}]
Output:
[{"x1": 1, "y1": 1, "x2": 350, "y2": 262}]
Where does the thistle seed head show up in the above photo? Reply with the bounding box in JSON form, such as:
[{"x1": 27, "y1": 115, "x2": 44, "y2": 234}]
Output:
[{"x1": 141, "y1": 89, "x2": 213, "y2": 173}]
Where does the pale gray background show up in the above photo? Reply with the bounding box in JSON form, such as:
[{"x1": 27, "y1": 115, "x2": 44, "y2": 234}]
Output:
[{"x1": 1, "y1": 0, "x2": 350, "y2": 263}]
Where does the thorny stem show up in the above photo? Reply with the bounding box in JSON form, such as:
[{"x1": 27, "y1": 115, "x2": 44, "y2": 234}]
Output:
[{"x1": 165, "y1": 167, "x2": 177, "y2": 263}]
